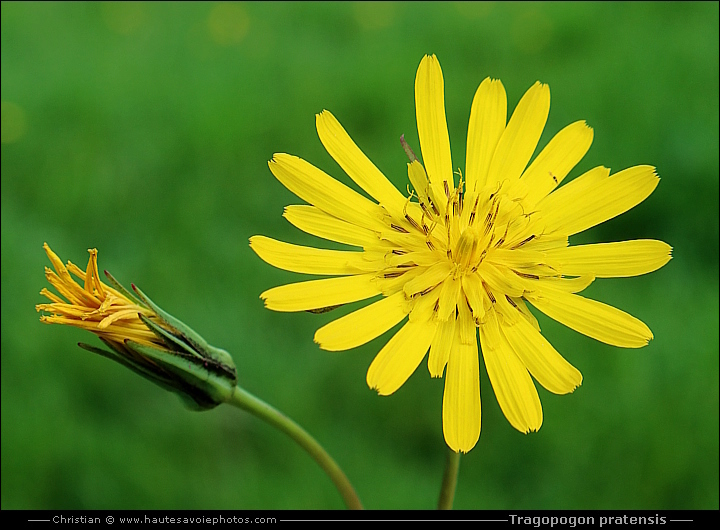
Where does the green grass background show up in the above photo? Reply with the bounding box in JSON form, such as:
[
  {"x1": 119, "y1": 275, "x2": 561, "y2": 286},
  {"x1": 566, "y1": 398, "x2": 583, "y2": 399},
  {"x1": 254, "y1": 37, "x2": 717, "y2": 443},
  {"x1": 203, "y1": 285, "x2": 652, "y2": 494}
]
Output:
[{"x1": 2, "y1": 1, "x2": 718, "y2": 510}]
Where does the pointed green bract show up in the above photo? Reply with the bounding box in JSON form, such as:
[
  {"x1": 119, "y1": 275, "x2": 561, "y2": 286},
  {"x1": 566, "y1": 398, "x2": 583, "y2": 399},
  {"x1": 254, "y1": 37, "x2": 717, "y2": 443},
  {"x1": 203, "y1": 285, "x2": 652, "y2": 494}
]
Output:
[{"x1": 131, "y1": 284, "x2": 237, "y2": 379}]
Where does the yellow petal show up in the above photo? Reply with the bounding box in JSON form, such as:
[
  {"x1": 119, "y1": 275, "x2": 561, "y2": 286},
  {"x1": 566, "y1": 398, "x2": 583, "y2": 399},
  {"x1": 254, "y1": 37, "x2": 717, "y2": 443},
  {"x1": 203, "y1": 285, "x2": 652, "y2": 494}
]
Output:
[
  {"x1": 43, "y1": 244, "x2": 98, "y2": 306},
  {"x1": 487, "y1": 248, "x2": 547, "y2": 270},
  {"x1": 492, "y1": 290, "x2": 521, "y2": 325},
  {"x1": 403, "y1": 261, "x2": 452, "y2": 296},
  {"x1": 39, "y1": 287, "x2": 64, "y2": 304},
  {"x1": 544, "y1": 240, "x2": 673, "y2": 278},
  {"x1": 442, "y1": 303, "x2": 481, "y2": 453},
  {"x1": 260, "y1": 274, "x2": 381, "y2": 312},
  {"x1": 367, "y1": 320, "x2": 436, "y2": 395},
  {"x1": 511, "y1": 296, "x2": 541, "y2": 331},
  {"x1": 316, "y1": 110, "x2": 407, "y2": 217},
  {"x1": 437, "y1": 276, "x2": 461, "y2": 321},
  {"x1": 249, "y1": 235, "x2": 367, "y2": 275},
  {"x1": 501, "y1": 316, "x2": 582, "y2": 395},
  {"x1": 269, "y1": 154, "x2": 385, "y2": 232},
  {"x1": 428, "y1": 315, "x2": 455, "y2": 377},
  {"x1": 522, "y1": 234, "x2": 568, "y2": 252},
  {"x1": 97, "y1": 308, "x2": 141, "y2": 329},
  {"x1": 476, "y1": 261, "x2": 524, "y2": 298},
  {"x1": 520, "y1": 120, "x2": 594, "y2": 206},
  {"x1": 479, "y1": 310, "x2": 543, "y2": 433},
  {"x1": 465, "y1": 77, "x2": 507, "y2": 192},
  {"x1": 283, "y1": 205, "x2": 381, "y2": 248},
  {"x1": 535, "y1": 275, "x2": 595, "y2": 294},
  {"x1": 539, "y1": 165, "x2": 660, "y2": 236},
  {"x1": 409, "y1": 287, "x2": 440, "y2": 323},
  {"x1": 415, "y1": 54, "x2": 453, "y2": 206},
  {"x1": 486, "y1": 81, "x2": 550, "y2": 187},
  {"x1": 526, "y1": 287, "x2": 653, "y2": 348},
  {"x1": 314, "y1": 291, "x2": 408, "y2": 351},
  {"x1": 461, "y1": 273, "x2": 485, "y2": 322},
  {"x1": 536, "y1": 165, "x2": 608, "y2": 216}
]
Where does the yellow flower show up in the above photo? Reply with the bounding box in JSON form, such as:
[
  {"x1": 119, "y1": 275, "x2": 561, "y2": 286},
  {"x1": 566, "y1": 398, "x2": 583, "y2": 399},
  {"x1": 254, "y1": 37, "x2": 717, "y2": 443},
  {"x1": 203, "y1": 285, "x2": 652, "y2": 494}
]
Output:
[
  {"x1": 37, "y1": 243, "x2": 237, "y2": 410},
  {"x1": 250, "y1": 54, "x2": 672, "y2": 452}
]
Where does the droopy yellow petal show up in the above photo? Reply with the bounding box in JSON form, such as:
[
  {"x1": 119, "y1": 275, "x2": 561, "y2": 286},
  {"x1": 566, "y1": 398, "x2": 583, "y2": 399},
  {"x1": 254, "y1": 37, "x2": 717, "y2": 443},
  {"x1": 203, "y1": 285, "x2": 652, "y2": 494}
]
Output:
[
  {"x1": 526, "y1": 287, "x2": 653, "y2": 348},
  {"x1": 415, "y1": 54, "x2": 453, "y2": 204},
  {"x1": 428, "y1": 315, "x2": 455, "y2": 377},
  {"x1": 480, "y1": 310, "x2": 543, "y2": 433},
  {"x1": 442, "y1": 303, "x2": 481, "y2": 453},
  {"x1": 249, "y1": 236, "x2": 367, "y2": 275},
  {"x1": 544, "y1": 240, "x2": 673, "y2": 278},
  {"x1": 437, "y1": 276, "x2": 461, "y2": 321},
  {"x1": 283, "y1": 205, "x2": 381, "y2": 248},
  {"x1": 501, "y1": 316, "x2": 582, "y2": 395},
  {"x1": 269, "y1": 154, "x2": 385, "y2": 232},
  {"x1": 367, "y1": 320, "x2": 436, "y2": 396},
  {"x1": 314, "y1": 291, "x2": 407, "y2": 351},
  {"x1": 465, "y1": 77, "x2": 507, "y2": 192},
  {"x1": 539, "y1": 165, "x2": 660, "y2": 236},
  {"x1": 520, "y1": 120, "x2": 594, "y2": 206},
  {"x1": 461, "y1": 273, "x2": 485, "y2": 322},
  {"x1": 316, "y1": 110, "x2": 407, "y2": 216},
  {"x1": 486, "y1": 81, "x2": 550, "y2": 187},
  {"x1": 260, "y1": 274, "x2": 381, "y2": 312}
]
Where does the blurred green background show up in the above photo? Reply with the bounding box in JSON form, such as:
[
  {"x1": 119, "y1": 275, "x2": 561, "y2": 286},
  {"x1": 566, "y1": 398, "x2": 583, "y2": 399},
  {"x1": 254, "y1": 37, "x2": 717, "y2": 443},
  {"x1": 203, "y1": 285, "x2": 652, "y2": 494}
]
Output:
[{"x1": 2, "y1": 1, "x2": 718, "y2": 510}]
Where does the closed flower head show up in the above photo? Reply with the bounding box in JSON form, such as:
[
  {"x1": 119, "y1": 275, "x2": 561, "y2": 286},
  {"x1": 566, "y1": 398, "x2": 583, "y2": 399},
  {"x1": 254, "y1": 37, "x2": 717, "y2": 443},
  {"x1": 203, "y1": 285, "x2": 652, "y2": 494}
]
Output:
[
  {"x1": 37, "y1": 243, "x2": 237, "y2": 410},
  {"x1": 250, "y1": 55, "x2": 671, "y2": 452}
]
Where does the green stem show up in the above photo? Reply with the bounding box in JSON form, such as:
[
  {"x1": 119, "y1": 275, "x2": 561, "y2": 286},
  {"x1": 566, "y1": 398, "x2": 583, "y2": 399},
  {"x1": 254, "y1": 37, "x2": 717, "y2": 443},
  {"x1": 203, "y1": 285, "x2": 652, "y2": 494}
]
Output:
[
  {"x1": 228, "y1": 385, "x2": 363, "y2": 510},
  {"x1": 437, "y1": 447, "x2": 461, "y2": 509}
]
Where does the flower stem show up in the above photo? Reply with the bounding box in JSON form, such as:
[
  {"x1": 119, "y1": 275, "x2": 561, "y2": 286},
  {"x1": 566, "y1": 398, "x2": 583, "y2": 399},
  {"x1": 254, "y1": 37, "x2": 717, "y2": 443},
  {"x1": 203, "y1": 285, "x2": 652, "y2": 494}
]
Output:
[
  {"x1": 437, "y1": 447, "x2": 461, "y2": 509},
  {"x1": 228, "y1": 385, "x2": 363, "y2": 510}
]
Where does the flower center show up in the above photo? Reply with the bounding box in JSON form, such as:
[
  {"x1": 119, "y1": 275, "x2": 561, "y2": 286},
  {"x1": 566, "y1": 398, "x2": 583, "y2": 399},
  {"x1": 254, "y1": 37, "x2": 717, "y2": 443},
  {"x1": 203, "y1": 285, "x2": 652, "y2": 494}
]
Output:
[{"x1": 454, "y1": 226, "x2": 483, "y2": 272}]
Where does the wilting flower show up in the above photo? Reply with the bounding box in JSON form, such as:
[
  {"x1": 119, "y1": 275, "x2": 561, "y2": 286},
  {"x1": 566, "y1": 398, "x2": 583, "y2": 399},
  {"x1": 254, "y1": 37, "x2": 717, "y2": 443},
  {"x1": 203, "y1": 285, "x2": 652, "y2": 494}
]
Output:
[
  {"x1": 250, "y1": 55, "x2": 671, "y2": 452},
  {"x1": 37, "y1": 243, "x2": 238, "y2": 410}
]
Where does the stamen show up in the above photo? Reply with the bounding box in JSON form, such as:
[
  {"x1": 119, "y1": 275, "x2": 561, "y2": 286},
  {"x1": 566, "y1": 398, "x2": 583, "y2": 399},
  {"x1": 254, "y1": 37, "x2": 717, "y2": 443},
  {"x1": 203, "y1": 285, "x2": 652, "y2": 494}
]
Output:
[
  {"x1": 486, "y1": 289, "x2": 496, "y2": 304},
  {"x1": 428, "y1": 195, "x2": 440, "y2": 216},
  {"x1": 406, "y1": 184, "x2": 416, "y2": 199},
  {"x1": 511, "y1": 234, "x2": 536, "y2": 249},
  {"x1": 405, "y1": 213, "x2": 424, "y2": 233},
  {"x1": 456, "y1": 171, "x2": 464, "y2": 214},
  {"x1": 468, "y1": 195, "x2": 480, "y2": 225},
  {"x1": 513, "y1": 271, "x2": 540, "y2": 280},
  {"x1": 390, "y1": 224, "x2": 409, "y2": 233},
  {"x1": 493, "y1": 224, "x2": 510, "y2": 248},
  {"x1": 419, "y1": 285, "x2": 436, "y2": 296}
]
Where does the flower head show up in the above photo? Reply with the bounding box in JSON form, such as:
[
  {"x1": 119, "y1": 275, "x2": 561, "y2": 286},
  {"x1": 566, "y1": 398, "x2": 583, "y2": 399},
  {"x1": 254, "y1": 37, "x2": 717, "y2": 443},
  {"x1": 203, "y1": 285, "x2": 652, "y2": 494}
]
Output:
[
  {"x1": 37, "y1": 243, "x2": 238, "y2": 410},
  {"x1": 250, "y1": 55, "x2": 671, "y2": 452}
]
